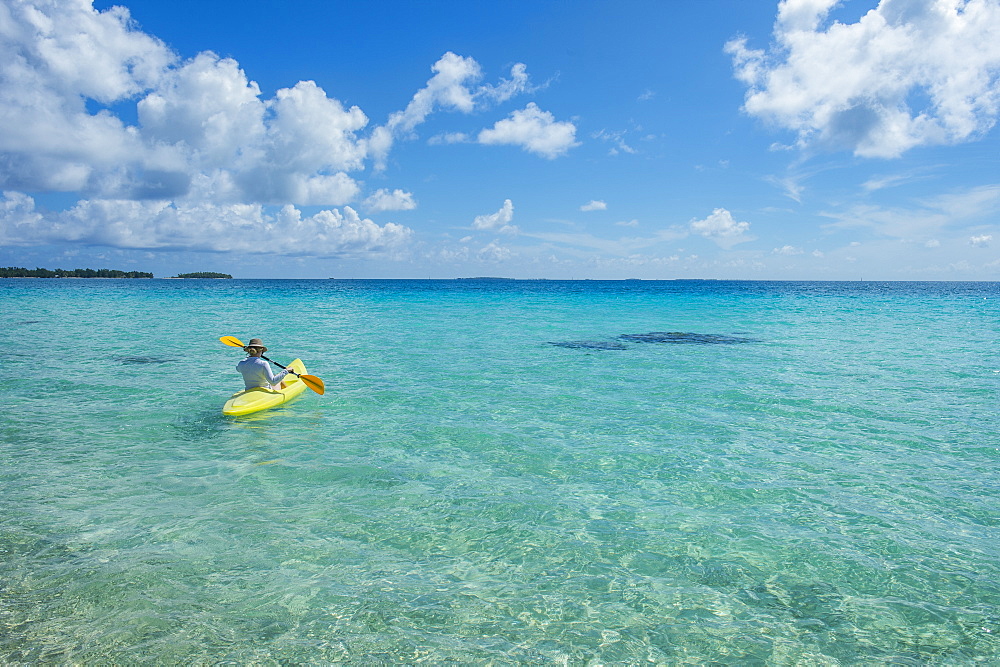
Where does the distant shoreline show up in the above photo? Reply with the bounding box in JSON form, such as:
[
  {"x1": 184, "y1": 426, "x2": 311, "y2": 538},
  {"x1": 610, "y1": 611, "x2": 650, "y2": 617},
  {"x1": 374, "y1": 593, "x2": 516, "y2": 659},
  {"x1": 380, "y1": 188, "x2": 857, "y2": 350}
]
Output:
[
  {"x1": 4, "y1": 274, "x2": 998, "y2": 283},
  {"x1": 172, "y1": 272, "x2": 232, "y2": 279},
  {"x1": 1, "y1": 268, "x2": 235, "y2": 279},
  {"x1": 0, "y1": 266, "x2": 153, "y2": 279}
]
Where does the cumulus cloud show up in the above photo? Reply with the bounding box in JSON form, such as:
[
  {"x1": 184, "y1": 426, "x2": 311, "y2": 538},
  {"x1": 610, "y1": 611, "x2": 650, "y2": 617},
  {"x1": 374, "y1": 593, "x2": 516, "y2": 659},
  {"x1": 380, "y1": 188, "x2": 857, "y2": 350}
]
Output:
[
  {"x1": 0, "y1": 1, "x2": 372, "y2": 206},
  {"x1": 368, "y1": 52, "x2": 480, "y2": 168},
  {"x1": 0, "y1": 191, "x2": 45, "y2": 243},
  {"x1": 363, "y1": 188, "x2": 417, "y2": 213},
  {"x1": 478, "y1": 103, "x2": 580, "y2": 158},
  {"x1": 371, "y1": 53, "x2": 535, "y2": 168},
  {"x1": 388, "y1": 52, "x2": 482, "y2": 133},
  {"x1": 477, "y1": 240, "x2": 514, "y2": 262},
  {"x1": 2, "y1": 0, "x2": 170, "y2": 102},
  {"x1": 0, "y1": 191, "x2": 412, "y2": 256},
  {"x1": 727, "y1": 0, "x2": 1000, "y2": 157},
  {"x1": 690, "y1": 208, "x2": 753, "y2": 247},
  {"x1": 384, "y1": 54, "x2": 531, "y2": 135},
  {"x1": 970, "y1": 234, "x2": 993, "y2": 247},
  {"x1": 137, "y1": 52, "x2": 266, "y2": 170},
  {"x1": 0, "y1": 0, "x2": 173, "y2": 194},
  {"x1": 580, "y1": 200, "x2": 607, "y2": 211},
  {"x1": 265, "y1": 81, "x2": 369, "y2": 174},
  {"x1": 472, "y1": 199, "x2": 518, "y2": 234},
  {"x1": 0, "y1": 1, "x2": 552, "y2": 257}
]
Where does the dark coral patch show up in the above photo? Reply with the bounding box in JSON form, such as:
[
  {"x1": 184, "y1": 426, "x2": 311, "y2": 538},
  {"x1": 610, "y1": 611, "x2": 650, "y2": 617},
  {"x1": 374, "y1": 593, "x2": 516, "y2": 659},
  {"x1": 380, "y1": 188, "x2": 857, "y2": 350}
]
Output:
[
  {"x1": 619, "y1": 332, "x2": 756, "y2": 345},
  {"x1": 116, "y1": 356, "x2": 174, "y2": 365}
]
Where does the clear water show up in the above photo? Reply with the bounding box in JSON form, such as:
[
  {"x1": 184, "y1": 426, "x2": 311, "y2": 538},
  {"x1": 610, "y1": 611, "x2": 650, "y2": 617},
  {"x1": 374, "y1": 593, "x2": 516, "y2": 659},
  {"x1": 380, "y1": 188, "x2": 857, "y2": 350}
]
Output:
[{"x1": 1, "y1": 279, "x2": 998, "y2": 663}]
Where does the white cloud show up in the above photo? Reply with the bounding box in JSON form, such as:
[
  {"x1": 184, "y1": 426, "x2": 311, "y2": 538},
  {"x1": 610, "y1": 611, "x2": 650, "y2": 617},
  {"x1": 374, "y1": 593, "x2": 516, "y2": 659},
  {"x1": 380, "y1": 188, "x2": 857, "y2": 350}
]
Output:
[
  {"x1": 427, "y1": 132, "x2": 471, "y2": 145},
  {"x1": 727, "y1": 0, "x2": 1000, "y2": 157},
  {"x1": 690, "y1": 208, "x2": 753, "y2": 247},
  {"x1": 363, "y1": 188, "x2": 417, "y2": 213},
  {"x1": 372, "y1": 53, "x2": 535, "y2": 168},
  {"x1": 0, "y1": 191, "x2": 45, "y2": 245},
  {"x1": 862, "y1": 172, "x2": 915, "y2": 192},
  {"x1": 479, "y1": 62, "x2": 534, "y2": 104},
  {"x1": 773, "y1": 245, "x2": 804, "y2": 255},
  {"x1": 0, "y1": 2, "x2": 553, "y2": 259},
  {"x1": 137, "y1": 52, "x2": 267, "y2": 169},
  {"x1": 0, "y1": 191, "x2": 412, "y2": 256},
  {"x1": 0, "y1": 1, "x2": 373, "y2": 206},
  {"x1": 970, "y1": 234, "x2": 993, "y2": 247},
  {"x1": 265, "y1": 80, "x2": 369, "y2": 174},
  {"x1": 580, "y1": 200, "x2": 607, "y2": 211},
  {"x1": 386, "y1": 52, "x2": 481, "y2": 136},
  {"x1": 388, "y1": 56, "x2": 531, "y2": 132},
  {"x1": 478, "y1": 103, "x2": 580, "y2": 159},
  {"x1": 3, "y1": 0, "x2": 171, "y2": 103},
  {"x1": 473, "y1": 199, "x2": 518, "y2": 234},
  {"x1": 0, "y1": 0, "x2": 173, "y2": 194},
  {"x1": 477, "y1": 240, "x2": 514, "y2": 262},
  {"x1": 287, "y1": 173, "x2": 361, "y2": 207}
]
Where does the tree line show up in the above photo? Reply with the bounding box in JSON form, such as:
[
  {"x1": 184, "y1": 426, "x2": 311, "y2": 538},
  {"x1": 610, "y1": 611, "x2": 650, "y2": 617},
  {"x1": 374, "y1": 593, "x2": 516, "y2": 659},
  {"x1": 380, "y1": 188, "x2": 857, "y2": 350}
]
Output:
[
  {"x1": 173, "y1": 272, "x2": 232, "y2": 279},
  {"x1": 0, "y1": 266, "x2": 154, "y2": 278}
]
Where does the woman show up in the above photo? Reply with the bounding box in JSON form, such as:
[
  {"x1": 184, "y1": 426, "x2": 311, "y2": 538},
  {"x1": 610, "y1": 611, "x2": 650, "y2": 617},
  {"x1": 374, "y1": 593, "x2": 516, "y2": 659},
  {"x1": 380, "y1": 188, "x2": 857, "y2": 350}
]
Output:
[{"x1": 237, "y1": 338, "x2": 289, "y2": 390}]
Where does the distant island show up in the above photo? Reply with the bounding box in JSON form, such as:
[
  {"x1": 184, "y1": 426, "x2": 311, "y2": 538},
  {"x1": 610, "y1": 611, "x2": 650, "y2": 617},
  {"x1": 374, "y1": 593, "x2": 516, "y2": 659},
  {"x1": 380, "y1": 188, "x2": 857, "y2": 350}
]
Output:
[
  {"x1": 0, "y1": 266, "x2": 153, "y2": 278},
  {"x1": 173, "y1": 272, "x2": 232, "y2": 279},
  {"x1": 454, "y1": 277, "x2": 517, "y2": 281}
]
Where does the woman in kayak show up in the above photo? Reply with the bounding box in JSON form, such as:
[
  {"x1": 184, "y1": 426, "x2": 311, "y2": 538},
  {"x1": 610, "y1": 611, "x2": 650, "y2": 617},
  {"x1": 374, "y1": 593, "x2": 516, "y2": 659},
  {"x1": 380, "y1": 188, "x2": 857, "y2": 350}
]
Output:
[{"x1": 237, "y1": 338, "x2": 289, "y2": 390}]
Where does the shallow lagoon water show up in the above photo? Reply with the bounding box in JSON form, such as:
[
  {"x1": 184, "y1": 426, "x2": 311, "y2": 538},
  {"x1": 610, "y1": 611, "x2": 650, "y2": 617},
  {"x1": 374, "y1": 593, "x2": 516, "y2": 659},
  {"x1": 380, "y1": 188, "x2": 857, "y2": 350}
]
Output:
[{"x1": 1, "y1": 279, "x2": 998, "y2": 663}]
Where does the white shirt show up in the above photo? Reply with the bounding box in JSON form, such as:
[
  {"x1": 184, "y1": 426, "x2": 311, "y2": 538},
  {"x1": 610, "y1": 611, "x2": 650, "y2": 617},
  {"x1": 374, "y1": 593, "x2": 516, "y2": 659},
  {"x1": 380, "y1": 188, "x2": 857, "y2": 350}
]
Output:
[{"x1": 237, "y1": 356, "x2": 290, "y2": 389}]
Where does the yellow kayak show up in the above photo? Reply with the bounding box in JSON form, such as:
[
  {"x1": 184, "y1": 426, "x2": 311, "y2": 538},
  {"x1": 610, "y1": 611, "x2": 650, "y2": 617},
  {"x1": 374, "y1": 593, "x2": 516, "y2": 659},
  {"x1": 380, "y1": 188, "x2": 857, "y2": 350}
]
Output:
[{"x1": 222, "y1": 358, "x2": 309, "y2": 416}]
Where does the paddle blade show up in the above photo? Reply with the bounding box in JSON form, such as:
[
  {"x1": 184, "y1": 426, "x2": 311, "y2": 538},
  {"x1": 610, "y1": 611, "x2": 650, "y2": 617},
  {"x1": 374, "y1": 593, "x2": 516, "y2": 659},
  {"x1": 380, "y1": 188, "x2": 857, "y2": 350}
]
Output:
[
  {"x1": 300, "y1": 374, "x2": 325, "y2": 395},
  {"x1": 220, "y1": 336, "x2": 245, "y2": 348}
]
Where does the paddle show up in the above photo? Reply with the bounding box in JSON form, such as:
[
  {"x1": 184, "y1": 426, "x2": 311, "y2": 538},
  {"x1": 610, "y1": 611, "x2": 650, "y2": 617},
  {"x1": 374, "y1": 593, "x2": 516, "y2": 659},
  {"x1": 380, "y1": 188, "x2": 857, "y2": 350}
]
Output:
[{"x1": 220, "y1": 336, "x2": 325, "y2": 395}]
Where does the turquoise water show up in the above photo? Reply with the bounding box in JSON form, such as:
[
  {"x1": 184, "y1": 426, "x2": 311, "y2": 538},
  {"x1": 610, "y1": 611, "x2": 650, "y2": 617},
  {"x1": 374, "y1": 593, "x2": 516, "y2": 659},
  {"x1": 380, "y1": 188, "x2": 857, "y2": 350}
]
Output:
[{"x1": 1, "y1": 279, "x2": 998, "y2": 663}]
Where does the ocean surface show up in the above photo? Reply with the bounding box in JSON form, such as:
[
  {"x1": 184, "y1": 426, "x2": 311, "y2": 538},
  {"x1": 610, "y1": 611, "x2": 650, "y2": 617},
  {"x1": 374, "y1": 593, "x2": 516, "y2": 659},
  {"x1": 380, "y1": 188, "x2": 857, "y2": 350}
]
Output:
[{"x1": 1, "y1": 278, "x2": 998, "y2": 664}]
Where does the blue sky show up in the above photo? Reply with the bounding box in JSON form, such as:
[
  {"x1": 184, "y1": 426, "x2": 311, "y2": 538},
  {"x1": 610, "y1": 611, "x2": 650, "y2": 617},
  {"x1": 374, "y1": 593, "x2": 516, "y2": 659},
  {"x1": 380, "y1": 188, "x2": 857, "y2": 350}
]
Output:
[{"x1": 1, "y1": 0, "x2": 999, "y2": 279}]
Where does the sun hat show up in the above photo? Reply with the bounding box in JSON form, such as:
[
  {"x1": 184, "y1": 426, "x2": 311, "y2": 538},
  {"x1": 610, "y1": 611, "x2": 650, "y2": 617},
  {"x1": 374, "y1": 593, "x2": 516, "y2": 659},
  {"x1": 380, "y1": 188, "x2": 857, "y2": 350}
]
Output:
[{"x1": 244, "y1": 338, "x2": 268, "y2": 352}]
